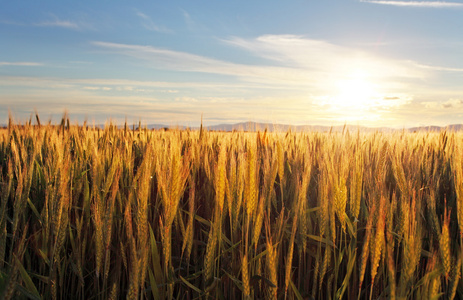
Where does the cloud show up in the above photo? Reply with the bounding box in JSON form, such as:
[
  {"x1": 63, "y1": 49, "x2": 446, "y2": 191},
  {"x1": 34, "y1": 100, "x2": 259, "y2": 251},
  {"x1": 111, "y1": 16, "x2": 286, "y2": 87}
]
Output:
[
  {"x1": 223, "y1": 35, "x2": 426, "y2": 82},
  {"x1": 92, "y1": 40, "x2": 315, "y2": 86},
  {"x1": 83, "y1": 86, "x2": 112, "y2": 91},
  {"x1": 35, "y1": 19, "x2": 80, "y2": 29},
  {"x1": 3, "y1": 13, "x2": 91, "y2": 30},
  {"x1": 0, "y1": 75, "x2": 327, "y2": 126},
  {"x1": 2, "y1": 76, "x2": 245, "y2": 89},
  {"x1": 416, "y1": 63, "x2": 463, "y2": 72},
  {"x1": 135, "y1": 11, "x2": 172, "y2": 33},
  {"x1": 181, "y1": 9, "x2": 195, "y2": 30},
  {"x1": 0, "y1": 76, "x2": 267, "y2": 94},
  {"x1": 180, "y1": 9, "x2": 208, "y2": 32},
  {"x1": 33, "y1": 14, "x2": 93, "y2": 30},
  {"x1": 93, "y1": 36, "x2": 426, "y2": 91},
  {"x1": 442, "y1": 98, "x2": 463, "y2": 108},
  {"x1": 1, "y1": 93, "x2": 198, "y2": 124},
  {"x1": 422, "y1": 99, "x2": 463, "y2": 109},
  {"x1": 175, "y1": 96, "x2": 198, "y2": 103},
  {"x1": 83, "y1": 86, "x2": 100, "y2": 91},
  {"x1": 315, "y1": 93, "x2": 412, "y2": 111},
  {"x1": 360, "y1": 0, "x2": 463, "y2": 7},
  {"x1": 383, "y1": 96, "x2": 401, "y2": 100},
  {"x1": 0, "y1": 62, "x2": 43, "y2": 67}
]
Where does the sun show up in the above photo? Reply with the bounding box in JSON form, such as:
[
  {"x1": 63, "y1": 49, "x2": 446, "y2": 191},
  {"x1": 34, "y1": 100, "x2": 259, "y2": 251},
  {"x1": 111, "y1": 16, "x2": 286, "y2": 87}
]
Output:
[
  {"x1": 316, "y1": 68, "x2": 409, "y2": 124},
  {"x1": 331, "y1": 71, "x2": 377, "y2": 111}
]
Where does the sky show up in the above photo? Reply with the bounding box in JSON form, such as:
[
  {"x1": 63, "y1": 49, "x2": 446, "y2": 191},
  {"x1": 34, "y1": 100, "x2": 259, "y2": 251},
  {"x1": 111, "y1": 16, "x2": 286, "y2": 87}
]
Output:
[{"x1": 1, "y1": 0, "x2": 463, "y2": 128}]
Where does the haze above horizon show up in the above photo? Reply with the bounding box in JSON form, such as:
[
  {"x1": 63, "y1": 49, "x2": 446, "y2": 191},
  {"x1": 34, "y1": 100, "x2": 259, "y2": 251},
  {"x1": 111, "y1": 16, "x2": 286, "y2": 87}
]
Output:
[{"x1": 1, "y1": 0, "x2": 462, "y2": 128}]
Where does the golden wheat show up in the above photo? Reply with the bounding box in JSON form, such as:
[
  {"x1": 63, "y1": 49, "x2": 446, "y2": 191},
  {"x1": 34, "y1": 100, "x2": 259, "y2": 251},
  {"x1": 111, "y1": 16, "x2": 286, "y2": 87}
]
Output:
[{"x1": 2, "y1": 118, "x2": 463, "y2": 299}]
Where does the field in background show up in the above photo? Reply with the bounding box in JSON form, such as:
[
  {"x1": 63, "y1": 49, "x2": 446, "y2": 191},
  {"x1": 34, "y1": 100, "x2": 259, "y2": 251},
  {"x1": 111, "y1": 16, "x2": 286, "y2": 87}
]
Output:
[{"x1": 1, "y1": 116, "x2": 463, "y2": 299}]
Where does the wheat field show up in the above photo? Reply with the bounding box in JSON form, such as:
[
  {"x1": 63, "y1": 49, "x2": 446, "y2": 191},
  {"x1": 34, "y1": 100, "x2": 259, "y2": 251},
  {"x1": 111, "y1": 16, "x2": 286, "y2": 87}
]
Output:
[{"x1": 1, "y1": 115, "x2": 463, "y2": 299}]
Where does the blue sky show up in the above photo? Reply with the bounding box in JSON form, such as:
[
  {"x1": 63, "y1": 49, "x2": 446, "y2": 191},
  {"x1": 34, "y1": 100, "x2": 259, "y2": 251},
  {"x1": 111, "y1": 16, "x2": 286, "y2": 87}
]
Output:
[{"x1": 1, "y1": 0, "x2": 463, "y2": 127}]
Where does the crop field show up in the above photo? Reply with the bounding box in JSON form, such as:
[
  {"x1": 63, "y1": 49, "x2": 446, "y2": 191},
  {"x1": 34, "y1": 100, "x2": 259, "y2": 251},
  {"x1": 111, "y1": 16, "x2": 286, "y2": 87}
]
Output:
[{"x1": 1, "y1": 116, "x2": 463, "y2": 299}]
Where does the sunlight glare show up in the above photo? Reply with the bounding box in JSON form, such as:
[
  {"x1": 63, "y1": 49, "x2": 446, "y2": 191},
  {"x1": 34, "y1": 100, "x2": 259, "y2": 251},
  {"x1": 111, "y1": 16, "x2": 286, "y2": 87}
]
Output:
[{"x1": 332, "y1": 70, "x2": 377, "y2": 111}]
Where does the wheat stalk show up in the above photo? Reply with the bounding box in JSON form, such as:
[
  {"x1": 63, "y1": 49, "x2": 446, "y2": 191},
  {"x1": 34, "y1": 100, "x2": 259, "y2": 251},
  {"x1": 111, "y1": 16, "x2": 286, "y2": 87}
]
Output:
[{"x1": 439, "y1": 204, "x2": 451, "y2": 280}]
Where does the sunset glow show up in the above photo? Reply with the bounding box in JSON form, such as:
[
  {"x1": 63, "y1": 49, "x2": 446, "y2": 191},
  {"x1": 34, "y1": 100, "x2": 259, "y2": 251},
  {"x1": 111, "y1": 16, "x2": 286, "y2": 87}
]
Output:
[{"x1": 1, "y1": 1, "x2": 462, "y2": 128}]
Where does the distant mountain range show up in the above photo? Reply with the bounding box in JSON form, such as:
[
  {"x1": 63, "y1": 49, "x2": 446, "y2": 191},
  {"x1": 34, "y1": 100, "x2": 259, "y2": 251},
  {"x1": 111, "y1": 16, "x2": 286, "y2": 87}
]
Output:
[
  {"x1": 407, "y1": 124, "x2": 463, "y2": 132},
  {"x1": 157, "y1": 122, "x2": 463, "y2": 132},
  {"x1": 201, "y1": 122, "x2": 384, "y2": 132},
  {"x1": 2, "y1": 121, "x2": 463, "y2": 132}
]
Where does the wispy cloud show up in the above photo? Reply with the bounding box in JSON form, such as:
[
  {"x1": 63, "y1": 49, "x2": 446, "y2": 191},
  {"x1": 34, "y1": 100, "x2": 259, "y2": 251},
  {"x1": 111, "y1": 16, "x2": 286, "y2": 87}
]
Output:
[
  {"x1": 223, "y1": 35, "x2": 426, "y2": 82},
  {"x1": 416, "y1": 63, "x2": 463, "y2": 72},
  {"x1": 0, "y1": 76, "x2": 262, "y2": 91},
  {"x1": 0, "y1": 62, "x2": 43, "y2": 67},
  {"x1": 33, "y1": 14, "x2": 93, "y2": 30},
  {"x1": 2, "y1": 16, "x2": 85, "y2": 30},
  {"x1": 35, "y1": 19, "x2": 80, "y2": 29},
  {"x1": 181, "y1": 9, "x2": 195, "y2": 30},
  {"x1": 92, "y1": 36, "x2": 428, "y2": 93},
  {"x1": 92, "y1": 40, "x2": 315, "y2": 86},
  {"x1": 360, "y1": 0, "x2": 463, "y2": 7},
  {"x1": 135, "y1": 10, "x2": 172, "y2": 33},
  {"x1": 180, "y1": 9, "x2": 208, "y2": 32}
]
